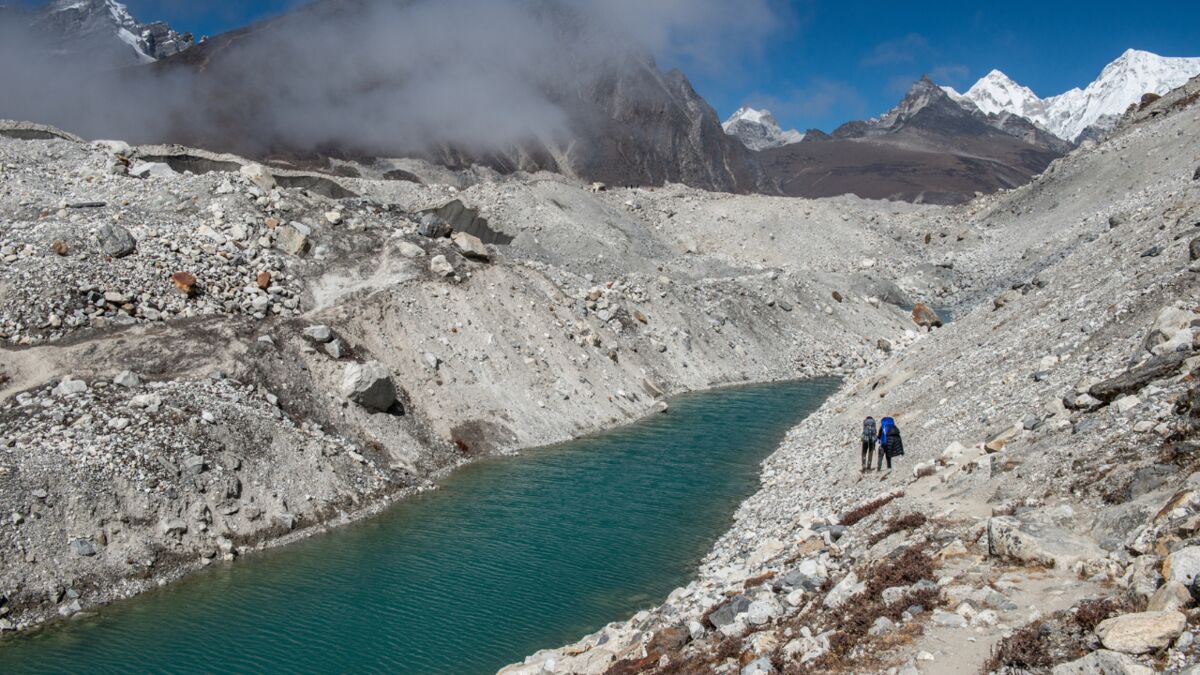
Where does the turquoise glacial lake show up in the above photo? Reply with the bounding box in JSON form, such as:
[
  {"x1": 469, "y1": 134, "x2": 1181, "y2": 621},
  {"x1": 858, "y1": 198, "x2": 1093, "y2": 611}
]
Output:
[{"x1": 0, "y1": 378, "x2": 840, "y2": 674}]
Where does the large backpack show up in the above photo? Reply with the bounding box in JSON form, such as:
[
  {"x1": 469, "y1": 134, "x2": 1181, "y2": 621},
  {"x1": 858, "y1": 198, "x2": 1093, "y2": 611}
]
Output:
[
  {"x1": 862, "y1": 417, "x2": 876, "y2": 442},
  {"x1": 881, "y1": 418, "x2": 904, "y2": 457},
  {"x1": 879, "y1": 417, "x2": 896, "y2": 446}
]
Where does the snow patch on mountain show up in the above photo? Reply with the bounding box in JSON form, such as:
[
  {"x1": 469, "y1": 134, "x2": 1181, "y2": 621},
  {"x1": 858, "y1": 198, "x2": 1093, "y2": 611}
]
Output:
[
  {"x1": 947, "y1": 49, "x2": 1200, "y2": 142},
  {"x1": 722, "y1": 107, "x2": 804, "y2": 151}
]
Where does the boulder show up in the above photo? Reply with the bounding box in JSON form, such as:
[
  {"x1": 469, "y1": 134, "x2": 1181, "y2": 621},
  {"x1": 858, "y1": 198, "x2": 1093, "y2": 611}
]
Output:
[
  {"x1": 430, "y1": 255, "x2": 455, "y2": 277},
  {"x1": 451, "y1": 232, "x2": 489, "y2": 261},
  {"x1": 1163, "y1": 546, "x2": 1200, "y2": 587},
  {"x1": 1051, "y1": 650, "x2": 1154, "y2": 675},
  {"x1": 911, "y1": 303, "x2": 943, "y2": 329},
  {"x1": 129, "y1": 162, "x2": 176, "y2": 179},
  {"x1": 987, "y1": 515, "x2": 1104, "y2": 569},
  {"x1": 1191, "y1": 237, "x2": 1200, "y2": 262},
  {"x1": 340, "y1": 361, "x2": 397, "y2": 412},
  {"x1": 1095, "y1": 611, "x2": 1185, "y2": 654},
  {"x1": 113, "y1": 370, "x2": 140, "y2": 388},
  {"x1": 276, "y1": 226, "x2": 310, "y2": 256},
  {"x1": 303, "y1": 325, "x2": 333, "y2": 343},
  {"x1": 1146, "y1": 581, "x2": 1193, "y2": 612},
  {"x1": 931, "y1": 609, "x2": 967, "y2": 627},
  {"x1": 823, "y1": 571, "x2": 864, "y2": 609},
  {"x1": 1089, "y1": 352, "x2": 1188, "y2": 402},
  {"x1": 708, "y1": 595, "x2": 751, "y2": 628},
  {"x1": 398, "y1": 242, "x2": 426, "y2": 258},
  {"x1": 52, "y1": 378, "x2": 88, "y2": 397},
  {"x1": 97, "y1": 224, "x2": 136, "y2": 258},
  {"x1": 746, "y1": 598, "x2": 782, "y2": 625},
  {"x1": 1146, "y1": 306, "x2": 1195, "y2": 352},
  {"x1": 417, "y1": 213, "x2": 452, "y2": 239},
  {"x1": 239, "y1": 163, "x2": 276, "y2": 192}
]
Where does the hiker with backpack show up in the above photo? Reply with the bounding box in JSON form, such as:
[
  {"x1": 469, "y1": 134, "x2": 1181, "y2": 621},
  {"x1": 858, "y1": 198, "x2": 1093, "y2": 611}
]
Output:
[
  {"x1": 861, "y1": 416, "x2": 876, "y2": 472},
  {"x1": 876, "y1": 417, "x2": 904, "y2": 472}
]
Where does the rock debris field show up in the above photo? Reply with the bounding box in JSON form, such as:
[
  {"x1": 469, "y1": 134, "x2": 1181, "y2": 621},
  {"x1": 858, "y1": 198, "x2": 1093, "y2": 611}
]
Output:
[{"x1": 3, "y1": 76, "x2": 1200, "y2": 675}]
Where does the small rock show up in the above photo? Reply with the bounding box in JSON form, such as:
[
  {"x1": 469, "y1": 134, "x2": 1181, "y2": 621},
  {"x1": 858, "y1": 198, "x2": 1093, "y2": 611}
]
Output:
[
  {"x1": 52, "y1": 378, "x2": 88, "y2": 397},
  {"x1": 932, "y1": 609, "x2": 968, "y2": 627},
  {"x1": 451, "y1": 232, "x2": 489, "y2": 261},
  {"x1": 912, "y1": 303, "x2": 943, "y2": 328},
  {"x1": 50, "y1": 240, "x2": 69, "y2": 256},
  {"x1": 324, "y1": 340, "x2": 345, "y2": 359},
  {"x1": 113, "y1": 370, "x2": 140, "y2": 388},
  {"x1": 740, "y1": 657, "x2": 775, "y2": 675},
  {"x1": 276, "y1": 226, "x2": 309, "y2": 256},
  {"x1": 430, "y1": 255, "x2": 454, "y2": 277},
  {"x1": 170, "y1": 272, "x2": 197, "y2": 297},
  {"x1": 256, "y1": 271, "x2": 272, "y2": 290},
  {"x1": 71, "y1": 538, "x2": 97, "y2": 557},
  {"x1": 324, "y1": 211, "x2": 343, "y2": 225},
  {"x1": 869, "y1": 616, "x2": 895, "y2": 636},
  {"x1": 303, "y1": 325, "x2": 333, "y2": 343},
  {"x1": 398, "y1": 242, "x2": 426, "y2": 258}
]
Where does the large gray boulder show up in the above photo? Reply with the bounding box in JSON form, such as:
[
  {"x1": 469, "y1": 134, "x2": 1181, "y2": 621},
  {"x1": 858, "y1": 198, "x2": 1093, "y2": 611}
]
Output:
[
  {"x1": 340, "y1": 361, "x2": 397, "y2": 412},
  {"x1": 987, "y1": 515, "x2": 1104, "y2": 570},
  {"x1": 1051, "y1": 649, "x2": 1153, "y2": 675},
  {"x1": 1089, "y1": 352, "x2": 1188, "y2": 402},
  {"x1": 1095, "y1": 611, "x2": 1186, "y2": 654},
  {"x1": 97, "y1": 224, "x2": 136, "y2": 257}
]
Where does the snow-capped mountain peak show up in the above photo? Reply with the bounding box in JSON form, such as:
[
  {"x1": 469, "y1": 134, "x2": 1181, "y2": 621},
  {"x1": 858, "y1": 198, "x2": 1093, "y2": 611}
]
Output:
[
  {"x1": 946, "y1": 49, "x2": 1200, "y2": 143},
  {"x1": 31, "y1": 0, "x2": 193, "y2": 63},
  {"x1": 722, "y1": 107, "x2": 804, "y2": 151},
  {"x1": 959, "y1": 70, "x2": 1046, "y2": 120}
]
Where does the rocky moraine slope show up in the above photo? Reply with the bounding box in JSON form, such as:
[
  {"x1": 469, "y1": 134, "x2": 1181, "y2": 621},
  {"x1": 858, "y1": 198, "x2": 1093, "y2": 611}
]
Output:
[
  {"x1": 504, "y1": 77, "x2": 1200, "y2": 674},
  {"x1": 0, "y1": 116, "x2": 957, "y2": 632}
]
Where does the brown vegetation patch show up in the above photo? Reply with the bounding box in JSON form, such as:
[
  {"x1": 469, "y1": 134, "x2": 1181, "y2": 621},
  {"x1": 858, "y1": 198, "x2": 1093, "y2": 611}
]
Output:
[
  {"x1": 839, "y1": 493, "x2": 901, "y2": 527},
  {"x1": 869, "y1": 513, "x2": 928, "y2": 546},
  {"x1": 983, "y1": 595, "x2": 1137, "y2": 673}
]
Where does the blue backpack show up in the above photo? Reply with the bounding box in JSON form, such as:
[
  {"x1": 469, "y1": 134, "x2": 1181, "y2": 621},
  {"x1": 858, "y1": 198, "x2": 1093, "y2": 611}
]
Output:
[{"x1": 880, "y1": 417, "x2": 903, "y2": 456}]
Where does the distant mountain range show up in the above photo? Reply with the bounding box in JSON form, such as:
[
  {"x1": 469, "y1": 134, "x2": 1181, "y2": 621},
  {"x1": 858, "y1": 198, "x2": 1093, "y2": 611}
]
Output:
[
  {"x1": 944, "y1": 49, "x2": 1200, "y2": 143},
  {"x1": 726, "y1": 49, "x2": 1200, "y2": 153},
  {"x1": 6, "y1": 0, "x2": 1200, "y2": 204}
]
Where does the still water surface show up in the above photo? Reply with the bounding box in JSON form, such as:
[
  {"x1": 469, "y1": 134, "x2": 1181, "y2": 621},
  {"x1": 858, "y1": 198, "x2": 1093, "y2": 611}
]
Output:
[{"x1": 0, "y1": 378, "x2": 840, "y2": 674}]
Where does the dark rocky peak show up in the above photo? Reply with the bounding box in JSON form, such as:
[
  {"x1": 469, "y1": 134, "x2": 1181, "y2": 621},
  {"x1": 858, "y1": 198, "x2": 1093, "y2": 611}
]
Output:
[{"x1": 26, "y1": 0, "x2": 193, "y2": 63}]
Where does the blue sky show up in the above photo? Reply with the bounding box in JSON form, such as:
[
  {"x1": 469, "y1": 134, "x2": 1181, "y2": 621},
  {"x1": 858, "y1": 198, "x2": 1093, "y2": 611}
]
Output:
[{"x1": 116, "y1": 0, "x2": 1200, "y2": 131}]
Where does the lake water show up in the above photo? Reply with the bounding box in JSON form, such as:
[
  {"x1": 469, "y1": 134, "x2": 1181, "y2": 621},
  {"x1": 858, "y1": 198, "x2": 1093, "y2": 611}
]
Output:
[{"x1": 0, "y1": 378, "x2": 840, "y2": 674}]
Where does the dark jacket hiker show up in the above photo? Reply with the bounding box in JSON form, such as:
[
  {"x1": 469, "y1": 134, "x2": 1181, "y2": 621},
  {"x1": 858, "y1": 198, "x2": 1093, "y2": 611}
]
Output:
[
  {"x1": 876, "y1": 417, "x2": 904, "y2": 470},
  {"x1": 861, "y1": 416, "x2": 876, "y2": 471}
]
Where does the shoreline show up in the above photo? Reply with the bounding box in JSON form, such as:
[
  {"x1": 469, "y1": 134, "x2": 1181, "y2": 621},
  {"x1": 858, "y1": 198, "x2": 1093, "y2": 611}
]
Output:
[{"x1": 0, "y1": 372, "x2": 848, "y2": 644}]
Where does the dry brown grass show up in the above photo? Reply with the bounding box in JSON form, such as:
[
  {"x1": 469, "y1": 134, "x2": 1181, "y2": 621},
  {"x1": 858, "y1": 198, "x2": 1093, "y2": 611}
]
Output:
[
  {"x1": 868, "y1": 512, "x2": 927, "y2": 546},
  {"x1": 839, "y1": 493, "x2": 901, "y2": 527}
]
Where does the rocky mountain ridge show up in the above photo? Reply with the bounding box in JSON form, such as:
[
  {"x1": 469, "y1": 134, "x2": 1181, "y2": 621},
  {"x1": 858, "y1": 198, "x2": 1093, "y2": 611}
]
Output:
[{"x1": 11, "y1": 0, "x2": 193, "y2": 63}]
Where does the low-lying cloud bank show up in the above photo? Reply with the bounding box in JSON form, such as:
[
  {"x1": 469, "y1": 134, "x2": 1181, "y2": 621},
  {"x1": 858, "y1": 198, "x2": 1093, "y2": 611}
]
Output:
[{"x1": 0, "y1": 0, "x2": 781, "y2": 156}]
